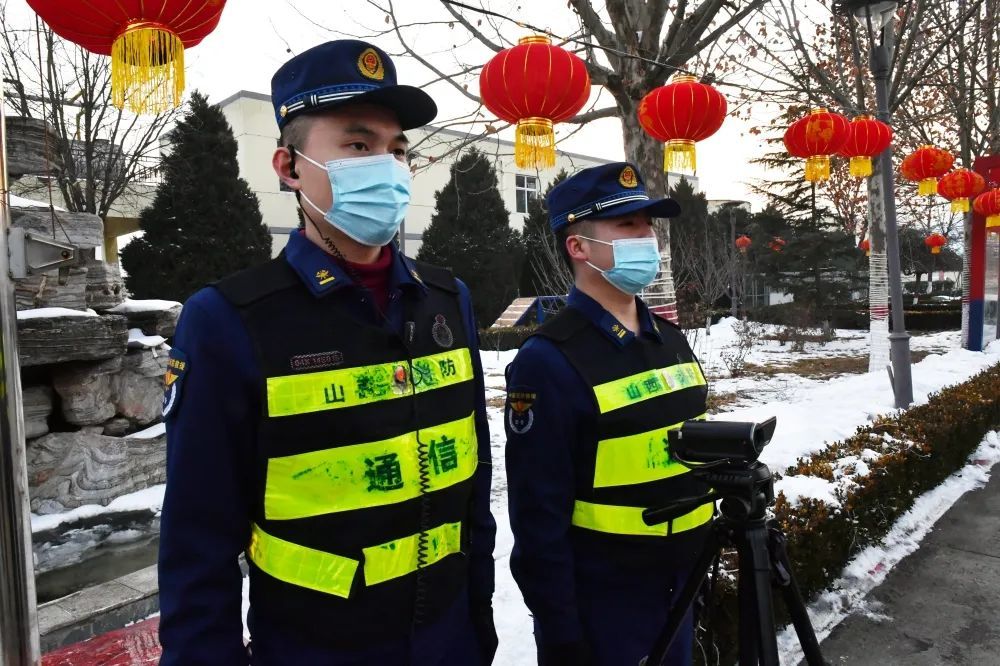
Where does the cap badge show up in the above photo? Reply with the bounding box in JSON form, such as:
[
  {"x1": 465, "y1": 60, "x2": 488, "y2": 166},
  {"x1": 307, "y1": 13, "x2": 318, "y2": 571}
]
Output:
[
  {"x1": 358, "y1": 48, "x2": 385, "y2": 81},
  {"x1": 619, "y1": 166, "x2": 639, "y2": 188},
  {"x1": 279, "y1": 104, "x2": 288, "y2": 118}
]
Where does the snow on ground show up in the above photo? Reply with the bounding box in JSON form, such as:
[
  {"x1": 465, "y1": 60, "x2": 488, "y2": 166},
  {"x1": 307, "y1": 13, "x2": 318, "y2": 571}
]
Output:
[
  {"x1": 107, "y1": 299, "x2": 181, "y2": 314},
  {"x1": 777, "y1": 430, "x2": 1000, "y2": 665},
  {"x1": 16, "y1": 307, "x2": 97, "y2": 320}
]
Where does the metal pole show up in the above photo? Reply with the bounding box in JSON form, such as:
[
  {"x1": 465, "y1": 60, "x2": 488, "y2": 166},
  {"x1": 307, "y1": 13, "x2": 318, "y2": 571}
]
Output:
[
  {"x1": 871, "y1": 22, "x2": 914, "y2": 408},
  {"x1": 0, "y1": 79, "x2": 42, "y2": 665}
]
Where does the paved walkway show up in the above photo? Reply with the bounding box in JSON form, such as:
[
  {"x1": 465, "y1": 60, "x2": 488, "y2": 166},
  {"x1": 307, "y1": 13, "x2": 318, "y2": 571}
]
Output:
[{"x1": 819, "y1": 465, "x2": 1000, "y2": 665}]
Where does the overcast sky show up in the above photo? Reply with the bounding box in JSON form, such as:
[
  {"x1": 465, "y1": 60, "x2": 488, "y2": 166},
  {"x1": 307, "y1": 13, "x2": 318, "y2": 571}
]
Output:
[{"x1": 5, "y1": 0, "x2": 776, "y2": 208}]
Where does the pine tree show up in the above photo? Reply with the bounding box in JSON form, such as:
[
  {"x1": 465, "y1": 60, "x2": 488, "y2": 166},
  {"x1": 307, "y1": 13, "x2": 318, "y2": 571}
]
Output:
[
  {"x1": 519, "y1": 169, "x2": 568, "y2": 297},
  {"x1": 120, "y1": 91, "x2": 272, "y2": 301},
  {"x1": 417, "y1": 149, "x2": 523, "y2": 327}
]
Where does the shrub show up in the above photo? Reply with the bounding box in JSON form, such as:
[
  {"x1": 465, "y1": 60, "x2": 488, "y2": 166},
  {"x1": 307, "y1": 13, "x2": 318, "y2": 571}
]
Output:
[{"x1": 478, "y1": 325, "x2": 536, "y2": 352}]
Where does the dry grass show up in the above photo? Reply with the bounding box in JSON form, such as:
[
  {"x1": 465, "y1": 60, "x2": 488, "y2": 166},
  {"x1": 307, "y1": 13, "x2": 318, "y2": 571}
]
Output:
[{"x1": 743, "y1": 350, "x2": 932, "y2": 379}]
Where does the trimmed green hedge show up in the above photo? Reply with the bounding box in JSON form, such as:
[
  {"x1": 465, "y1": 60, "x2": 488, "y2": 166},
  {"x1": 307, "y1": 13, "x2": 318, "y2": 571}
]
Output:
[
  {"x1": 701, "y1": 362, "x2": 1000, "y2": 663},
  {"x1": 749, "y1": 302, "x2": 960, "y2": 331}
]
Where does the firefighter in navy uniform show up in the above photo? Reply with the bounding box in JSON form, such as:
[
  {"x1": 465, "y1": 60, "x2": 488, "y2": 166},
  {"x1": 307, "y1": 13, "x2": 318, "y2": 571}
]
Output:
[
  {"x1": 505, "y1": 163, "x2": 713, "y2": 666},
  {"x1": 157, "y1": 41, "x2": 497, "y2": 665}
]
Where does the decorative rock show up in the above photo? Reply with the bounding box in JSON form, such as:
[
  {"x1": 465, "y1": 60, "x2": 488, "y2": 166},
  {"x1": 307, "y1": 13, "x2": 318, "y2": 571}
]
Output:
[
  {"x1": 17, "y1": 314, "x2": 128, "y2": 367},
  {"x1": 102, "y1": 418, "x2": 132, "y2": 437},
  {"x1": 3, "y1": 117, "x2": 61, "y2": 177},
  {"x1": 23, "y1": 386, "x2": 54, "y2": 439},
  {"x1": 9, "y1": 207, "x2": 104, "y2": 250},
  {"x1": 111, "y1": 350, "x2": 169, "y2": 426},
  {"x1": 26, "y1": 430, "x2": 167, "y2": 513},
  {"x1": 14, "y1": 267, "x2": 89, "y2": 312},
  {"x1": 85, "y1": 260, "x2": 126, "y2": 311},
  {"x1": 105, "y1": 300, "x2": 182, "y2": 338},
  {"x1": 52, "y1": 357, "x2": 122, "y2": 426}
]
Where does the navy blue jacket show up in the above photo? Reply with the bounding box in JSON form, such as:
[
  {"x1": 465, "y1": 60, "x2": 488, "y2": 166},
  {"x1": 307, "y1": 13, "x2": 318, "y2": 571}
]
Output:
[
  {"x1": 505, "y1": 288, "x2": 702, "y2": 661},
  {"x1": 158, "y1": 231, "x2": 496, "y2": 665}
]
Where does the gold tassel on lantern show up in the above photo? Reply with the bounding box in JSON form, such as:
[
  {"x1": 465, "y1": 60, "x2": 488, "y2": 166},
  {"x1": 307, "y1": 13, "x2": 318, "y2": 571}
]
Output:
[
  {"x1": 930, "y1": 246, "x2": 941, "y2": 255},
  {"x1": 112, "y1": 21, "x2": 185, "y2": 115},
  {"x1": 987, "y1": 215, "x2": 1000, "y2": 230},
  {"x1": 515, "y1": 117, "x2": 555, "y2": 169},
  {"x1": 804, "y1": 155, "x2": 831, "y2": 182},
  {"x1": 918, "y1": 177, "x2": 937, "y2": 196},
  {"x1": 664, "y1": 139, "x2": 696, "y2": 174},
  {"x1": 849, "y1": 156, "x2": 873, "y2": 178},
  {"x1": 951, "y1": 198, "x2": 970, "y2": 214}
]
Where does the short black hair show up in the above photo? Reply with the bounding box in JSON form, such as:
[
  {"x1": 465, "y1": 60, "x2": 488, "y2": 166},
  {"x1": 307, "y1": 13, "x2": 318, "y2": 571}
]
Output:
[
  {"x1": 279, "y1": 114, "x2": 315, "y2": 149},
  {"x1": 555, "y1": 220, "x2": 594, "y2": 274}
]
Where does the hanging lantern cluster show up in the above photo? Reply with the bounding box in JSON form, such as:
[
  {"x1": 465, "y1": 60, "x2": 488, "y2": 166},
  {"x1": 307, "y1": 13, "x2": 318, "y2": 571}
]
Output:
[
  {"x1": 859, "y1": 238, "x2": 871, "y2": 256},
  {"x1": 974, "y1": 190, "x2": 1000, "y2": 231},
  {"x1": 479, "y1": 35, "x2": 591, "y2": 169},
  {"x1": 26, "y1": 0, "x2": 226, "y2": 114},
  {"x1": 937, "y1": 169, "x2": 986, "y2": 213},
  {"x1": 768, "y1": 237, "x2": 787, "y2": 253},
  {"x1": 924, "y1": 233, "x2": 947, "y2": 255},
  {"x1": 735, "y1": 235, "x2": 752, "y2": 254},
  {"x1": 837, "y1": 116, "x2": 893, "y2": 178},
  {"x1": 783, "y1": 108, "x2": 850, "y2": 182},
  {"x1": 637, "y1": 74, "x2": 727, "y2": 174},
  {"x1": 900, "y1": 145, "x2": 954, "y2": 196}
]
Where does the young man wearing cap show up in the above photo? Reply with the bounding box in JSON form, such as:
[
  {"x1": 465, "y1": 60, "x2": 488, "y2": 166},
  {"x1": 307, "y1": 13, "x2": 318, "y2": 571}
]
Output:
[
  {"x1": 158, "y1": 40, "x2": 497, "y2": 665},
  {"x1": 505, "y1": 163, "x2": 712, "y2": 665}
]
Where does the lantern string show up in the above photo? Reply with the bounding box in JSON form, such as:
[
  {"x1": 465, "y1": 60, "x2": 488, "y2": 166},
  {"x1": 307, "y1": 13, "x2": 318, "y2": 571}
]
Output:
[{"x1": 440, "y1": 0, "x2": 752, "y2": 92}]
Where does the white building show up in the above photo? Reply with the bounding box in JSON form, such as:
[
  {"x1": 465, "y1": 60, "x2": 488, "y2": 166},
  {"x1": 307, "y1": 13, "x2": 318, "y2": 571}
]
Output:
[{"x1": 216, "y1": 90, "x2": 698, "y2": 257}]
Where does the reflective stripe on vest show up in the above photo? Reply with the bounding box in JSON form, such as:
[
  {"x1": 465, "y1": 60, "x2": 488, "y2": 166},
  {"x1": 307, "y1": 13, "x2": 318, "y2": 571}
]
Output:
[
  {"x1": 363, "y1": 521, "x2": 462, "y2": 586},
  {"x1": 591, "y1": 362, "x2": 705, "y2": 414},
  {"x1": 266, "y1": 348, "x2": 474, "y2": 418},
  {"x1": 248, "y1": 521, "x2": 465, "y2": 597},
  {"x1": 265, "y1": 412, "x2": 478, "y2": 520},
  {"x1": 571, "y1": 499, "x2": 713, "y2": 537},
  {"x1": 248, "y1": 523, "x2": 359, "y2": 598},
  {"x1": 592, "y1": 413, "x2": 707, "y2": 488}
]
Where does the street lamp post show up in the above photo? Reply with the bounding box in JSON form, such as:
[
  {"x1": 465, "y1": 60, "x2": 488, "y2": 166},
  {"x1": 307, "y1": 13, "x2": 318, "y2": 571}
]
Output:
[{"x1": 833, "y1": 0, "x2": 914, "y2": 408}]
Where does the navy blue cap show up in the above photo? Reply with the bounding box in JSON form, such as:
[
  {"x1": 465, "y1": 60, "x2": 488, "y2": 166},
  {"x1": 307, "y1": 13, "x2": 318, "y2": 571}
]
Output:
[
  {"x1": 547, "y1": 162, "x2": 681, "y2": 232},
  {"x1": 270, "y1": 40, "x2": 437, "y2": 130}
]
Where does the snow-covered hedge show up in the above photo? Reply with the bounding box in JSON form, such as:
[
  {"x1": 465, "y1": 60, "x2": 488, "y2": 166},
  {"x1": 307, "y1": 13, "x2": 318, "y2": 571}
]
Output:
[
  {"x1": 703, "y1": 361, "x2": 1000, "y2": 662},
  {"x1": 478, "y1": 325, "x2": 536, "y2": 352}
]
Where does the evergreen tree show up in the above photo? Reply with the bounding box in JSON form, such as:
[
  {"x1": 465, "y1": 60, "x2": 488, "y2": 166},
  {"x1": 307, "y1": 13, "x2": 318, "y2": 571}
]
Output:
[
  {"x1": 417, "y1": 149, "x2": 523, "y2": 327},
  {"x1": 519, "y1": 169, "x2": 568, "y2": 297},
  {"x1": 121, "y1": 91, "x2": 272, "y2": 301}
]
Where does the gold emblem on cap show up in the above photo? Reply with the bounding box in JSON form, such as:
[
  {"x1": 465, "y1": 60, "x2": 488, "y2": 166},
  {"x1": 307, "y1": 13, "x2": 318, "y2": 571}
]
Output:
[
  {"x1": 279, "y1": 104, "x2": 288, "y2": 118},
  {"x1": 619, "y1": 166, "x2": 638, "y2": 188},
  {"x1": 567, "y1": 213, "x2": 577, "y2": 223},
  {"x1": 358, "y1": 48, "x2": 385, "y2": 81}
]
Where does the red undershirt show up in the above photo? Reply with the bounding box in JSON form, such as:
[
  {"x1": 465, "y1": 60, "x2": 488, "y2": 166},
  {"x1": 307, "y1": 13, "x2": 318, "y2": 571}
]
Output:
[{"x1": 334, "y1": 244, "x2": 392, "y2": 314}]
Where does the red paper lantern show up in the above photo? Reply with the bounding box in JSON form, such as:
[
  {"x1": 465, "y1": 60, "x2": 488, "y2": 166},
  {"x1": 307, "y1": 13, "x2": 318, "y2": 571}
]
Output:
[
  {"x1": 973, "y1": 189, "x2": 1000, "y2": 231},
  {"x1": 859, "y1": 238, "x2": 871, "y2": 256},
  {"x1": 637, "y1": 74, "x2": 727, "y2": 174},
  {"x1": 900, "y1": 145, "x2": 954, "y2": 196},
  {"x1": 768, "y1": 237, "x2": 787, "y2": 252},
  {"x1": 936, "y1": 169, "x2": 986, "y2": 213},
  {"x1": 924, "y1": 233, "x2": 946, "y2": 254},
  {"x1": 479, "y1": 35, "x2": 591, "y2": 169},
  {"x1": 837, "y1": 115, "x2": 892, "y2": 178},
  {"x1": 735, "y1": 235, "x2": 752, "y2": 254},
  {"x1": 26, "y1": 0, "x2": 226, "y2": 114},
  {"x1": 783, "y1": 108, "x2": 851, "y2": 182}
]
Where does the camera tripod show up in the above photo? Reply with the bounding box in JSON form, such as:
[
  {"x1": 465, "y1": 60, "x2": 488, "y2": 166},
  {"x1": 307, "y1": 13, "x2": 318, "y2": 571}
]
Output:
[{"x1": 640, "y1": 462, "x2": 826, "y2": 666}]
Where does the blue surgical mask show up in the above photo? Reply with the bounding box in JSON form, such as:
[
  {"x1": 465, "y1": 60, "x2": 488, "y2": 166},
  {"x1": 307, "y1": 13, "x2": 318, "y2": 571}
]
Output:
[
  {"x1": 577, "y1": 235, "x2": 661, "y2": 295},
  {"x1": 297, "y1": 152, "x2": 411, "y2": 247}
]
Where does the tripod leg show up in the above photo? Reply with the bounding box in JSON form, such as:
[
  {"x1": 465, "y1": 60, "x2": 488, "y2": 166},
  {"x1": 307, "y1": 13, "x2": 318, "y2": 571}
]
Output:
[
  {"x1": 642, "y1": 528, "x2": 721, "y2": 666},
  {"x1": 747, "y1": 524, "x2": 781, "y2": 666},
  {"x1": 736, "y1": 549, "x2": 758, "y2": 666},
  {"x1": 770, "y1": 528, "x2": 826, "y2": 666}
]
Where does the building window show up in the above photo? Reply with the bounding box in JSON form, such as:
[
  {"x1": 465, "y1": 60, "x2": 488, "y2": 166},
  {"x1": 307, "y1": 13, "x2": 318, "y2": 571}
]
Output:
[{"x1": 515, "y1": 174, "x2": 540, "y2": 214}]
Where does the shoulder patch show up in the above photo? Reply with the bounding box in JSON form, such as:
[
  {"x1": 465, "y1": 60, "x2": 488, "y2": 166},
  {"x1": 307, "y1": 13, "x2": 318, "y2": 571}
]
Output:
[
  {"x1": 506, "y1": 389, "x2": 537, "y2": 435},
  {"x1": 162, "y1": 348, "x2": 188, "y2": 419}
]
